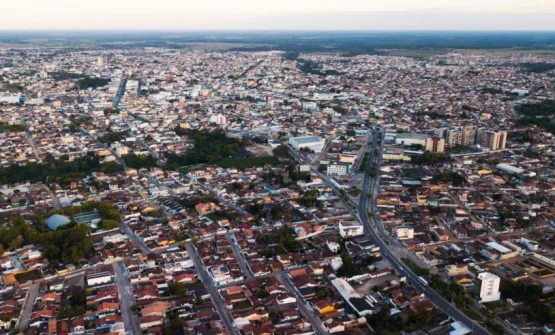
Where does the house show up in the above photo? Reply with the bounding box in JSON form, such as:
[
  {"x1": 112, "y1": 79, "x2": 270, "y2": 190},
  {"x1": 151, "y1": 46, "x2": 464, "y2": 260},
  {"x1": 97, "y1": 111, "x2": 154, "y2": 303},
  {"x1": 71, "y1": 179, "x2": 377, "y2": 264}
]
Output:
[
  {"x1": 139, "y1": 316, "x2": 163, "y2": 329},
  {"x1": 195, "y1": 203, "x2": 220, "y2": 215},
  {"x1": 141, "y1": 301, "x2": 169, "y2": 317}
]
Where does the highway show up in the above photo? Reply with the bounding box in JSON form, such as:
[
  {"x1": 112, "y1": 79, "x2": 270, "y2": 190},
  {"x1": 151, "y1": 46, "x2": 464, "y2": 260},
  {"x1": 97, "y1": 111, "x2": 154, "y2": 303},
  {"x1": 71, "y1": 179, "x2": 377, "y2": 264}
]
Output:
[
  {"x1": 358, "y1": 128, "x2": 490, "y2": 335},
  {"x1": 185, "y1": 241, "x2": 238, "y2": 335},
  {"x1": 113, "y1": 261, "x2": 141, "y2": 335}
]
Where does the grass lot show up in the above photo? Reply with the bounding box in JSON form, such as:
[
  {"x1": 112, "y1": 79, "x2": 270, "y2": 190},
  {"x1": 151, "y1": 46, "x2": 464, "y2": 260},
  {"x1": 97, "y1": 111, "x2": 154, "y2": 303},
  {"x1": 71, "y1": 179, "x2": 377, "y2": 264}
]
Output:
[
  {"x1": 461, "y1": 307, "x2": 484, "y2": 322},
  {"x1": 15, "y1": 269, "x2": 41, "y2": 284},
  {"x1": 232, "y1": 300, "x2": 253, "y2": 311},
  {"x1": 401, "y1": 257, "x2": 430, "y2": 276}
]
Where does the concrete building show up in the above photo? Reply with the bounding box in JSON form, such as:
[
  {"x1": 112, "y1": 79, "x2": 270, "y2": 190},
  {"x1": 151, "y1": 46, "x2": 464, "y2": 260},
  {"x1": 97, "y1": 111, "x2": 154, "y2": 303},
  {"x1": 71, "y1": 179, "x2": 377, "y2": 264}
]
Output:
[
  {"x1": 447, "y1": 128, "x2": 463, "y2": 147},
  {"x1": 474, "y1": 272, "x2": 501, "y2": 303},
  {"x1": 496, "y1": 163, "x2": 524, "y2": 175},
  {"x1": 462, "y1": 126, "x2": 477, "y2": 146},
  {"x1": 394, "y1": 226, "x2": 414, "y2": 240},
  {"x1": 288, "y1": 136, "x2": 326, "y2": 153},
  {"x1": 327, "y1": 162, "x2": 351, "y2": 176},
  {"x1": 339, "y1": 222, "x2": 364, "y2": 238},
  {"x1": 478, "y1": 130, "x2": 507, "y2": 150},
  {"x1": 209, "y1": 114, "x2": 227, "y2": 125},
  {"x1": 395, "y1": 132, "x2": 427, "y2": 147},
  {"x1": 425, "y1": 136, "x2": 445, "y2": 153},
  {"x1": 445, "y1": 264, "x2": 468, "y2": 277},
  {"x1": 87, "y1": 271, "x2": 113, "y2": 286},
  {"x1": 331, "y1": 278, "x2": 376, "y2": 316}
]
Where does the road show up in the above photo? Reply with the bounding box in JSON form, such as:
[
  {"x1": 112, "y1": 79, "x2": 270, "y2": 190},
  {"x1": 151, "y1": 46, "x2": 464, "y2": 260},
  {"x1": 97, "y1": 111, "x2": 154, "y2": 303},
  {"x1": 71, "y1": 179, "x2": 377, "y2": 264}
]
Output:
[
  {"x1": 276, "y1": 272, "x2": 329, "y2": 335},
  {"x1": 113, "y1": 78, "x2": 127, "y2": 109},
  {"x1": 16, "y1": 282, "x2": 38, "y2": 331},
  {"x1": 119, "y1": 223, "x2": 151, "y2": 255},
  {"x1": 16, "y1": 107, "x2": 41, "y2": 161},
  {"x1": 201, "y1": 183, "x2": 250, "y2": 216},
  {"x1": 113, "y1": 261, "x2": 141, "y2": 335},
  {"x1": 358, "y1": 128, "x2": 490, "y2": 335},
  {"x1": 226, "y1": 232, "x2": 254, "y2": 280},
  {"x1": 185, "y1": 242, "x2": 238, "y2": 335}
]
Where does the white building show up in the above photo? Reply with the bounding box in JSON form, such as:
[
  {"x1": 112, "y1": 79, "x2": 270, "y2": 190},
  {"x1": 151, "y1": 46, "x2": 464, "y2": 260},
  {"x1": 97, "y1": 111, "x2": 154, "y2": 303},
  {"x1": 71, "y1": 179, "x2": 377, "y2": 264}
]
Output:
[
  {"x1": 327, "y1": 162, "x2": 351, "y2": 176},
  {"x1": 87, "y1": 271, "x2": 113, "y2": 286},
  {"x1": 519, "y1": 238, "x2": 539, "y2": 251},
  {"x1": 475, "y1": 272, "x2": 501, "y2": 303},
  {"x1": 496, "y1": 163, "x2": 524, "y2": 175},
  {"x1": 209, "y1": 114, "x2": 227, "y2": 125},
  {"x1": 331, "y1": 278, "x2": 376, "y2": 316},
  {"x1": 0, "y1": 93, "x2": 21, "y2": 104},
  {"x1": 394, "y1": 226, "x2": 414, "y2": 240},
  {"x1": 103, "y1": 233, "x2": 128, "y2": 245},
  {"x1": 339, "y1": 222, "x2": 364, "y2": 238},
  {"x1": 289, "y1": 136, "x2": 326, "y2": 153},
  {"x1": 395, "y1": 132, "x2": 427, "y2": 147},
  {"x1": 115, "y1": 145, "x2": 130, "y2": 156}
]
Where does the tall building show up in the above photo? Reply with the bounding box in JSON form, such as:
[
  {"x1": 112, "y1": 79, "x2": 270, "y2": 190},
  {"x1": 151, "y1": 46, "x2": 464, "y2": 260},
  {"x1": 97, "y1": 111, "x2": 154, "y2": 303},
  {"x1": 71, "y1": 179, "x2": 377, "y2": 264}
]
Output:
[
  {"x1": 462, "y1": 125, "x2": 477, "y2": 146},
  {"x1": 474, "y1": 272, "x2": 501, "y2": 303},
  {"x1": 425, "y1": 136, "x2": 445, "y2": 153},
  {"x1": 478, "y1": 130, "x2": 507, "y2": 150},
  {"x1": 97, "y1": 57, "x2": 104, "y2": 67},
  {"x1": 447, "y1": 128, "x2": 463, "y2": 147},
  {"x1": 209, "y1": 114, "x2": 227, "y2": 125}
]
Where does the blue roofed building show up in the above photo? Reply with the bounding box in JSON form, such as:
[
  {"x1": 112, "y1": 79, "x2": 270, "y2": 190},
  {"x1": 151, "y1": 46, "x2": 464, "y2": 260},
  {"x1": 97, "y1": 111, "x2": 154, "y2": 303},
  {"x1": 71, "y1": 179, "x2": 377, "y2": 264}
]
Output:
[{"x1": 46, "y1": 214, "x2": 71, "y2": 231}]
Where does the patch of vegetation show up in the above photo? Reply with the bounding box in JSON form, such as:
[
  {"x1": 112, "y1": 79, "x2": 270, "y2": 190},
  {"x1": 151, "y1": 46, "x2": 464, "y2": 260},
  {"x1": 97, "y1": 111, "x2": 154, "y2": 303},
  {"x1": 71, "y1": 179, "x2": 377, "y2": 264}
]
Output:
[
  {"x1": 256, "y1": 228, "x2": 301, "y2": 254},
  {"x1": 167, "y1": 128, "x2": 240, "y2": 168},
  {"x1": 0, "y1": 153, "x2": 123, "y2": 186},
  {"x1": 521, "y1": 62, "x2": 555, "y2": 73},
  {"x1": 515, "y1": 100, "x2": 555, "y2": 134},
  {"x1": 272, "y1": 145, "x2": 292, "y2": 159},
  {"x1": 337, "y1": 251, "x2": 358, "y2": 276},
  {"x1": 58, "y1": 289, "x2": 86, "y2": 319},
  {"x1": 0, "y1": 123, "x2": 25, "y2": 132},
  {"x1": 401, "y1": 257, "x2": 429, "y2": 276},
  {"x1": 76, "y1": 77, "x2": 110, "y2": 89},
  {"x1": 417, "y1": 151, "x2": 451, "y2": 165},
  {"x1": 14, "y1": 269, "x2": 41, "y2": 283},
  {"x1": 432, "y1": 172, "x2": 466, "y2": 186},
  {"x1": 206, "y1": 211, "x2": 239, "y2": 222},
  {"x1": 123, "y1": 154, "x2": 158, "y2": 169},
  {"x1": 177, "y1": 195, "x2": 217, "y2": 209},
  {"x1": 217, "y1": 156, "x2": 278, "y2": 169},
  {"x1": 98, "y1": 131, "x2": 126, "y2": 144}
]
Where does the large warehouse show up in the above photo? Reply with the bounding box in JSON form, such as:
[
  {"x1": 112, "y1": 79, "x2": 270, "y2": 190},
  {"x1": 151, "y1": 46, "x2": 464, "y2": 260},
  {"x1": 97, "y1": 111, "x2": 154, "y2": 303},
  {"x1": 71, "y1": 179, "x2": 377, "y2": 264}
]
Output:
[{"x1": 288, "y1": 136, "x2": 326, "y2": 153}]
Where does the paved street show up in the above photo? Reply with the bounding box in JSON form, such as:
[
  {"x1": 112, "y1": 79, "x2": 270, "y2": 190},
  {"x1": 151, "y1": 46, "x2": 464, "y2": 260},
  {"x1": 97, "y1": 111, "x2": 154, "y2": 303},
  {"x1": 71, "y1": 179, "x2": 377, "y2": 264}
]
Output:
[
  {"x1": 113, "y1": 261, "x2": 141, "y2": 335},
  {"x1": 226, "y1": 232, "x2": 254, "y2": 280},
  {"x1": 185, "y1": 241, "x2": 238, "y2": 335},
  {"x1": 276, "y1": 272, "x2": 329, "y2": 335},
  {"x1": 17, "y1": 282, "x2": 38, "y2": 331},
  {"x1": 119, "y1": 223, "x2": 151, "y2": 255},
  {"x1": 358, "y1": 128, "x2": 490, "y2": 335}
]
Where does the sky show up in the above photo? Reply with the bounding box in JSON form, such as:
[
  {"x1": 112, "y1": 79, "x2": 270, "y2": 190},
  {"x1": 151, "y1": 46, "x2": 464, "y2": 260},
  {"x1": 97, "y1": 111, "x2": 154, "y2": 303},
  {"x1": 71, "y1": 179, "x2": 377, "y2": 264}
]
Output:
[{"x1": 2, "y1": 0, "x2": 555, "y2": 30}]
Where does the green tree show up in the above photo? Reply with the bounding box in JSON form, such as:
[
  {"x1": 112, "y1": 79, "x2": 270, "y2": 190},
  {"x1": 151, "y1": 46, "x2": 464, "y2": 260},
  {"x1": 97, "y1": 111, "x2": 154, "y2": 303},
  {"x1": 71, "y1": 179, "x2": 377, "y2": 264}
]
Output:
[{"x1": 337, "y1": 251, "x2": 357, "y2": 276}]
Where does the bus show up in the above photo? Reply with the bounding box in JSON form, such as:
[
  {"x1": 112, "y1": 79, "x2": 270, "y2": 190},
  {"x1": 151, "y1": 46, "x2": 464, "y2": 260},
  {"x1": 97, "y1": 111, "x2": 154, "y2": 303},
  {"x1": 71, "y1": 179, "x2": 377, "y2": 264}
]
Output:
[{"x1": 418, "y1": 276, "x2": 429, "y2": 286}]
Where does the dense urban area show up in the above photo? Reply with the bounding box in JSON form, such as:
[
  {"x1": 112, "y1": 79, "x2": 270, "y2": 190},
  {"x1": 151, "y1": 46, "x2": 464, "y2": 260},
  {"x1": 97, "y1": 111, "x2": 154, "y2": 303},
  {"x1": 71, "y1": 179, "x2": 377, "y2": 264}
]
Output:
[{"x1": 0, "y1": 44, "x2": 554, "y2": 335}]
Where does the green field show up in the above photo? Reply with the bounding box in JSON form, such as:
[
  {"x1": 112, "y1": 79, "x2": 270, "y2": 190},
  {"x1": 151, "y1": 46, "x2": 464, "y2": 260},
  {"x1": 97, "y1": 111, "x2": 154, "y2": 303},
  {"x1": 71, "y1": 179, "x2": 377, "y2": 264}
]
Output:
[{"x1": 380, "y1": 49, "x2": 448, "y2": 58}]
